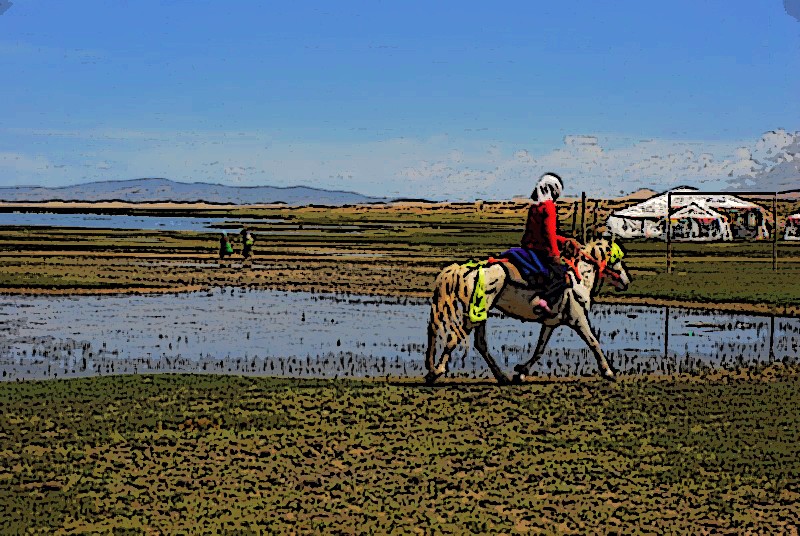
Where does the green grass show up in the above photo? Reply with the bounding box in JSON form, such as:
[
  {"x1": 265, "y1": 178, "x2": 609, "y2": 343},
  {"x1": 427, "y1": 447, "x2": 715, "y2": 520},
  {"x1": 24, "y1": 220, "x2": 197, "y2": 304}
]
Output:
[
  {"x1": 2, "y1": 210, "x2": 800, "y2": 308},
  {"x1": 602, "y1": 252, "x2": 800, "y2": 306},
  {"x1": 1, "y1": 372, "x2": 799, "y2": 533}
]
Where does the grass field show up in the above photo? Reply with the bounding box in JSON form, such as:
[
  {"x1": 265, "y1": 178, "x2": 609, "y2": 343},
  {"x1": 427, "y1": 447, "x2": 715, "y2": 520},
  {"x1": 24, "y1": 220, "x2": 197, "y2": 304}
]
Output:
[
  {"x1": 1, "y1": 370, "x2": 799, "y2": 534},
  {"x1": 2, "y1": 203, "x2": 800, "y2": 534},
  {"x1": 1, "y1": 202, "x2": 799, "y2": 312}
]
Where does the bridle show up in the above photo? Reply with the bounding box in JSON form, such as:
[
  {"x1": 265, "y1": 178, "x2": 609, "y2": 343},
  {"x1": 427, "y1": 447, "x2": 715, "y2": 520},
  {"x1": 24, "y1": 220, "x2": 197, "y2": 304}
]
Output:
[{"x1": 571, "y1": 242, "x2": 625, "y2": 291}]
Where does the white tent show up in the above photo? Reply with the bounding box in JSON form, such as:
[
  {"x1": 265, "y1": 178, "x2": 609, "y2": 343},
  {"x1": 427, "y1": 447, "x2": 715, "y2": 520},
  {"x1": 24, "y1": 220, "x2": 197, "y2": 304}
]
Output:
[
  {"x1": 606, "y1": 187, "x2": 767, "y2": 241},
  {"x1": 785, "y1": 214, "x2": 800, "y2": 241},
  {"x1": 669, "y1": 203, "x2": 732, "y2": 241}
]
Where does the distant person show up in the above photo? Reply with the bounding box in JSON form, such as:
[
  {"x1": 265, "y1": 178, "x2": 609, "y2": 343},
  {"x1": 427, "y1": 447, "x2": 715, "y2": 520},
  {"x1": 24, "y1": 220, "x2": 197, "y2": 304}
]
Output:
[
  {"x1": 219, "y1": 232, "x2": 234, "y2": 259},
  {"x1": 240, "y1": 227, "x2": 255, "y2": 259}
]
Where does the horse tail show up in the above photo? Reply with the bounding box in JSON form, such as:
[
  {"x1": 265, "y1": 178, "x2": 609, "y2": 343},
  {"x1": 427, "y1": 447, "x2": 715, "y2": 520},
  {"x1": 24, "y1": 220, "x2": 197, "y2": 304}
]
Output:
[{"x1": 426, "y1": 263, "x2": 469, "y2": 372}]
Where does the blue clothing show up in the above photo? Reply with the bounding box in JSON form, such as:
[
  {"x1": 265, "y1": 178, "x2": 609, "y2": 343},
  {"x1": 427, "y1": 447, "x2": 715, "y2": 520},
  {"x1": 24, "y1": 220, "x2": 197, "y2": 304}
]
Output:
[{"x1": 498, "y1": 247, "x2": 550, "y2": 282}]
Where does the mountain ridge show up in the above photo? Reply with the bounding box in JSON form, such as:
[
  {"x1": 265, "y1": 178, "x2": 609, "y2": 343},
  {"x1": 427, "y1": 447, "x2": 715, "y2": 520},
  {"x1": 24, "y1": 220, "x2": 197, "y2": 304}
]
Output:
[{"x1": 0, "y1": 178, "x2": 386, "y2": 205}]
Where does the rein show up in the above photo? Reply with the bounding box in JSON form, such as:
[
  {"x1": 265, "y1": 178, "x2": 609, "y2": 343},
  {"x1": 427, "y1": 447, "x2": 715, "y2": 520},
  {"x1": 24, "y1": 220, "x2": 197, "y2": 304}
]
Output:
[{"x1": 576, "y1": 247, "x2": 623, "y2": 288}]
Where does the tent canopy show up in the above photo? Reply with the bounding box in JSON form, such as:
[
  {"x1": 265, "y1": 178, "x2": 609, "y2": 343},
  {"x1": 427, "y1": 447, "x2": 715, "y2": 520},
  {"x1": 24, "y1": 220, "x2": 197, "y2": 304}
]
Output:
[
  {"x1": 669, "y1": 202, "x2": 727, "y2": 223},
  {"x1": 612, "y1": 186, "x2": 763, "y2": 220}
]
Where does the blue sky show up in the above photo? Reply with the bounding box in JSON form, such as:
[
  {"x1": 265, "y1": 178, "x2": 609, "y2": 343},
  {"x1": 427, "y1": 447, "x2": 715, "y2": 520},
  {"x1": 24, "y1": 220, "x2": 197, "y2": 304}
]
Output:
[{"x1": 1, "y1": 0, "x2": 799, "y2": 199}]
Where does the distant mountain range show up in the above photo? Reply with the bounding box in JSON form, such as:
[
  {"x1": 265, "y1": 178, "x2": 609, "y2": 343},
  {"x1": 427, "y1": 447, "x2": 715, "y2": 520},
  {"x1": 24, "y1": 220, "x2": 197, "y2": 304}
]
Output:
[
  {"x1": 619, "y1": 188, "x2": 659, "y2": 200},
  {"x1": 0, "y1": 178, "x2": 387, "y2": 205}
]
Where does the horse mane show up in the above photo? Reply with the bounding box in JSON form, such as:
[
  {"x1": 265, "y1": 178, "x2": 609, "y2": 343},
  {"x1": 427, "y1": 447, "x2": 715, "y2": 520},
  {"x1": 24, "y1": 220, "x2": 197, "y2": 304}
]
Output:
[{"x1": 581, "y1": 238, "x2": 611, "y2": 264}]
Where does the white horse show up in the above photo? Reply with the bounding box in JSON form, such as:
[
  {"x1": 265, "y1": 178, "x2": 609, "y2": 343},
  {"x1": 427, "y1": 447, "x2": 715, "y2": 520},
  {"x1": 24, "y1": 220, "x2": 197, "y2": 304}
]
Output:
[{"x1": 424, "y1": 239, "x2": 631, "y2": 385}]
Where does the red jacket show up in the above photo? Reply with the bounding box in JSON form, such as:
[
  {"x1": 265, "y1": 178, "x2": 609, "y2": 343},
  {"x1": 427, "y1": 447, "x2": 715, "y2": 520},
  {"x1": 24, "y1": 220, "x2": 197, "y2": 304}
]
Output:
[{"x1": 521, "y1": 200, "x2": 569, "y2": 258}]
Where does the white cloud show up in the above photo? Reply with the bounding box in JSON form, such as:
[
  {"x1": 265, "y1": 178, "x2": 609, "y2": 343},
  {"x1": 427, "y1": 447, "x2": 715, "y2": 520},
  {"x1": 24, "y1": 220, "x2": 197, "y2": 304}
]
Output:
[
  {"x1": 513, "y1": 149, "x2": 533, "y2": 163},
  {"x1": 223, "y1": 165, "x2": 257, "y2": 184},
  {"x1": 728, "y1": 129, "x2": 800, "y2": 191},
  {"x1": 390, "y1": 130, "x2": 800, "y2": 199},
  {"x1": 1, "y1": 127, "x2": 797, "y2": 198},
  {"x1": 224, "y1": 166, "x2": 247, "y2": 177}
]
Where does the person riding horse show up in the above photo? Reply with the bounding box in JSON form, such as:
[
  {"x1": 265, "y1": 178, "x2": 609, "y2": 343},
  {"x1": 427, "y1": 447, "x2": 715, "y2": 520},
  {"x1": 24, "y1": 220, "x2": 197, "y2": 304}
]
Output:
[
  {"x1": 424, "y1": 172, "x2": 631, "y2": 385},
  {"x1": 425, "y1": 237, "x2": 630, "y2": 385}
]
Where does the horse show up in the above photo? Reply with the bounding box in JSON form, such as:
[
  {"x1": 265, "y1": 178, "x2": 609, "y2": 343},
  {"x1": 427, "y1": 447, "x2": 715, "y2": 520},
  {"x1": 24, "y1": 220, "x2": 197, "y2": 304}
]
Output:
[{"x1": 424, "y1": 239, "x2": 631, "y2": 385}]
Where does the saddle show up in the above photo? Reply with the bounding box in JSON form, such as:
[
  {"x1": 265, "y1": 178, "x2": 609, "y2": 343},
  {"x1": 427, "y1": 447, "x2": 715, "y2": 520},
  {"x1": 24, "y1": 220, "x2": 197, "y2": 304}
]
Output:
[
  {"x1": 489, "y1": 239, "x2": 582, "y2": 290},
  {"x1": 486, "y1": 257, "x2": 526, "y2": 285}
]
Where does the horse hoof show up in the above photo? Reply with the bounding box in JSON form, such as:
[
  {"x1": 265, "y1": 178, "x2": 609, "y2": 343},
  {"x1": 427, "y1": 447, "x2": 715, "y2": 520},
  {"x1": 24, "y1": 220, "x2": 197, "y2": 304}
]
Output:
[
  {"x1": 513, "y1": 364, "x2": 529, "y2": 376},
  {"x1": 512, "y1": 374, "x2": 525, "y2": 384},
  {"x1": 424, "y1": 372, "x2": 439, "y2": 386},
  {"x1": 601, "y1": 369, "x2": 616, "y2": 382}
]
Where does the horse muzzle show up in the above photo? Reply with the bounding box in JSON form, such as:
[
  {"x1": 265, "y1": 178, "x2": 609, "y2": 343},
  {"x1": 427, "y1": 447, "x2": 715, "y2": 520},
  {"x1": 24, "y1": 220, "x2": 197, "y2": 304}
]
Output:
[{"x1": 607, "y1": 268, "x2": 630, "y2": 291}]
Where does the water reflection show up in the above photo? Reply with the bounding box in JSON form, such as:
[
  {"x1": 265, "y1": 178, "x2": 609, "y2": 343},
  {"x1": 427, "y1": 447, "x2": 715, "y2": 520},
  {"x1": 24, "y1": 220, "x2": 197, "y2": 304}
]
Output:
[{"x1": 1, "y1": 289, "x2": 797, "y2": 381}]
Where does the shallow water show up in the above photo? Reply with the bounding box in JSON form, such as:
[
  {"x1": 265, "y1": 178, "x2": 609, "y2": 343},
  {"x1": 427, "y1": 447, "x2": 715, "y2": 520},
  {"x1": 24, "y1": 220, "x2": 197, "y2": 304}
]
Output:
[
  {"x1": 0, "y1": 211, "x2": 367, "y2": 234},
  {"x1": 0, "y1": 212, "x2": 272, "y2": 232},
  {"x1": 1, "y1": 289, "x2": 798, "y2": 381}
]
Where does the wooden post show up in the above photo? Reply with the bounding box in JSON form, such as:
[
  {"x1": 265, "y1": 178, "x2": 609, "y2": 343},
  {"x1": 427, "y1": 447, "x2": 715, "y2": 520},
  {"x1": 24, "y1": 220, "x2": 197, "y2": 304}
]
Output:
[
  {"x1": 570, "y1": 201, "x2": 578, "y2": 238},
  {"x1": 591, "y1": 199, "x2": 599, "y2": 238},
  {"x1": 769, "y1": 314, "x2": 775, "y2": 362},
  {"x1": 773, "y1": 192, "x2": 778, "y2": 271},
  {"x1": 666, "y1": 191, "x2": 673, "y2": 274},
  {"x1": 664, "y1": 306, "x2": 670, "y2": 365},
  {"x1": 581, "y1": 191, "x2": 587, "y2": 243}
]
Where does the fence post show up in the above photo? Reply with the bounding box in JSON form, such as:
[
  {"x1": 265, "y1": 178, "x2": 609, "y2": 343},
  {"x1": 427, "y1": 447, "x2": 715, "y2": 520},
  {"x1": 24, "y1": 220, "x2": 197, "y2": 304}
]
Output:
[
  {"x1": 570, "y1": 201, "x2": 578, "y2": 238},
  {"x1": 769, "y1": 314, "x2": 775, "y2": 361},
  {"x1": 664, "y1": 305, "x2": 670, "y2": 365},
  {"x1": 666, "y1": 191, "x2": 673, "y2": 274},
  {"x1": 773, "y1": 192, "x2": 778, "y2": 271},
  {"x1": 581, "y1": 191, "x2": 587, "y2": 243}
]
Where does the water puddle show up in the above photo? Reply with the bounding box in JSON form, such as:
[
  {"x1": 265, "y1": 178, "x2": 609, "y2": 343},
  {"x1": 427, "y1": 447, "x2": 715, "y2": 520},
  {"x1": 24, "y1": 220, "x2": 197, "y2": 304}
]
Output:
[{"x1": 1, "y1": 289, "x2": 797, "y2": 381}]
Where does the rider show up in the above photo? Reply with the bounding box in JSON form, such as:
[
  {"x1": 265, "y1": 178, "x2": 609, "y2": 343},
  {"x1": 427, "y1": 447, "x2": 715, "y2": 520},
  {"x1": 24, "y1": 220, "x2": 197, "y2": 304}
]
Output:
[{"x1": 521, "y1": 172, "x2": 580, "y2": 314}]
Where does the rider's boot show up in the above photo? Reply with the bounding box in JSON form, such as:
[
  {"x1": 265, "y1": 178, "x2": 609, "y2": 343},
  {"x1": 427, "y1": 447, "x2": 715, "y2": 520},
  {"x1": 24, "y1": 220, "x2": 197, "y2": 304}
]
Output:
[{"x1": 530, "y1": 296, "x2": 551, "y2": 315}]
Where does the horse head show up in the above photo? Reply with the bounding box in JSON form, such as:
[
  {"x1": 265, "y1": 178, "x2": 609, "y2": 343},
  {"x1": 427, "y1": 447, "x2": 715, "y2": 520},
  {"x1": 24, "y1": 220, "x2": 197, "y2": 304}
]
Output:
[{"x1": 581, "y1": 239, "x2": 631, "y2": 292}]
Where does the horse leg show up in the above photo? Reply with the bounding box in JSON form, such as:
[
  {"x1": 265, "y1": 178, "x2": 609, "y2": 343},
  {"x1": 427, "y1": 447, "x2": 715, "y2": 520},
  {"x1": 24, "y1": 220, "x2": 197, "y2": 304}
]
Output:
[
  {"x1": 570, "y1": 312, "x2": 615, "y2": 381},
  {"x1": 425, "y1": 323, "x2": 470, "y2": 385},
  {"x1": 473, "y1": 322, "x2": 510, "y2": 385},
  {"x1": 512, "y1": 324, "x2": 555, "y2": 382},
  {"x1": 424, "y1": 335, "x2": 466, "y2": 385},
  {"x1": 424, "y1": 262, "x2": 505, "y2": 385}
]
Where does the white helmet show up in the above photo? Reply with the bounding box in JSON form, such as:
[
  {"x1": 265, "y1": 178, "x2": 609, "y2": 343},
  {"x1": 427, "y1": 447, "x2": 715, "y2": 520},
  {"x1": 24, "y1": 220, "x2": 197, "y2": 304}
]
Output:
[{"x1": 531, "y1": 172, "x2": 563, "y2": 202}]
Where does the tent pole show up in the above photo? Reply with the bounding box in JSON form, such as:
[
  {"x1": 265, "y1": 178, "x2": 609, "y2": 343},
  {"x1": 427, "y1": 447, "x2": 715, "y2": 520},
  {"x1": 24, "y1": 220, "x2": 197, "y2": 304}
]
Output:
[{"x1": 666, "y1": 191, "x2": 672, "y2": 274}]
